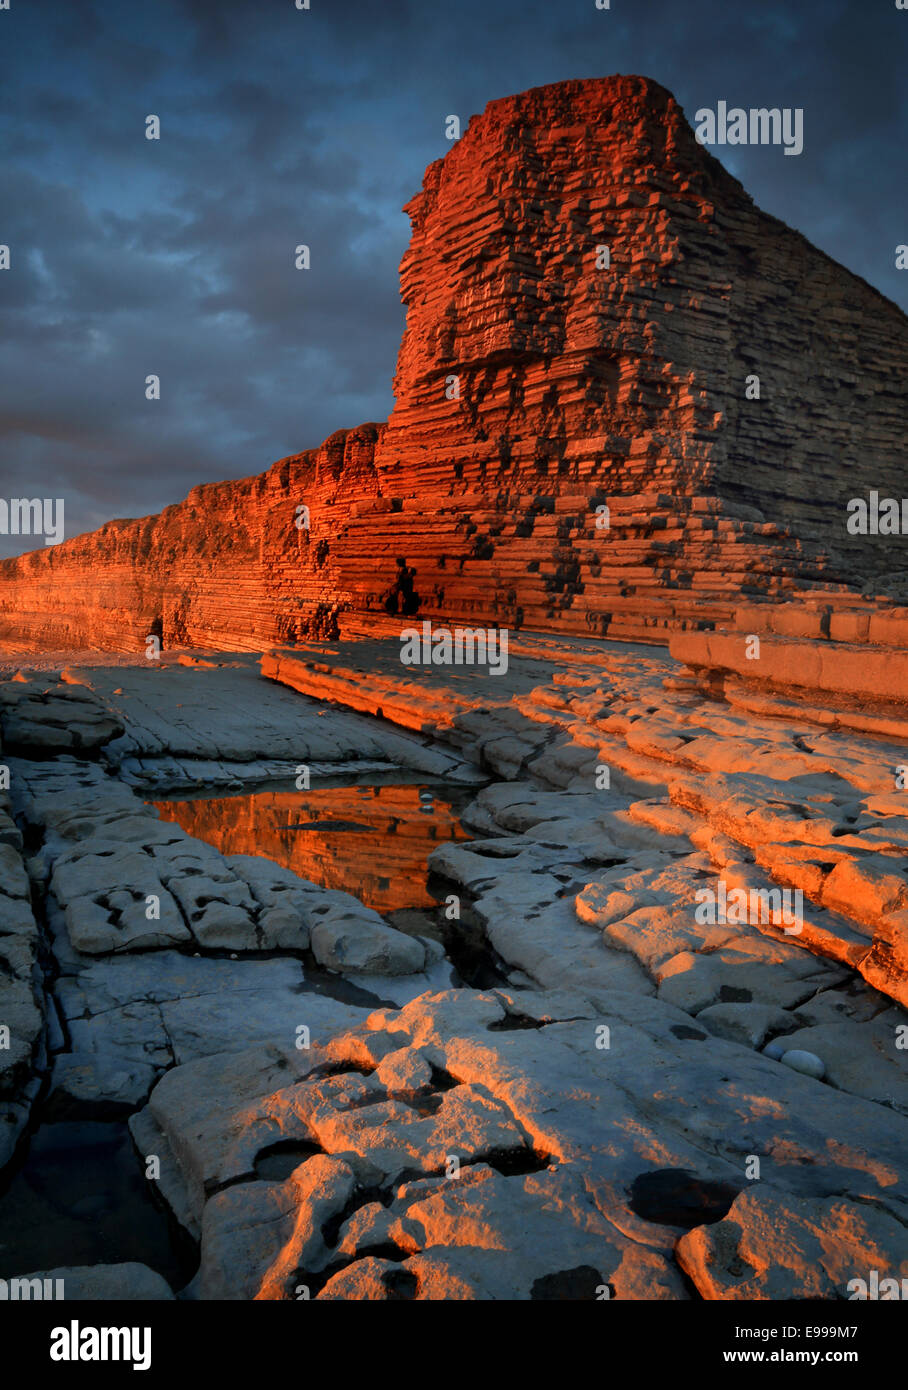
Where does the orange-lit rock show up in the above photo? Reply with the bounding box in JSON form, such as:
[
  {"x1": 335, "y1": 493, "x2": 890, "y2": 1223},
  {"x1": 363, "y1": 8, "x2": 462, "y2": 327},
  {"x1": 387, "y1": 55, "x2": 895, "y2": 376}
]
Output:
[
  {"x1": 131, "y1": 988, "x2": 908, "y2": 1300},
  {"x1": 677, "y1": 1188, "x2": 908, "y2": 1299},
  {"x1": 2, "y1": 76, "x2": 906, "y2": 653}
]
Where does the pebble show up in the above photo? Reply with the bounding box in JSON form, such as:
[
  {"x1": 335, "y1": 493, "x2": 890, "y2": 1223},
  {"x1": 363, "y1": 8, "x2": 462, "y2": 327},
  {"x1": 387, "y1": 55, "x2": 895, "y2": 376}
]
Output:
[{"x1": 780, "y1": 1049, "x2": 826, "y2": 1080}]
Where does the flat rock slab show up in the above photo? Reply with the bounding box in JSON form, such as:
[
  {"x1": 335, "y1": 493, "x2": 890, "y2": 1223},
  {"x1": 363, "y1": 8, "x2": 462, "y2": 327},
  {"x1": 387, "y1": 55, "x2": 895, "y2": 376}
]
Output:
[
  {"x1": 138, "y1": 988, "x2": 908, "y2": 1299},
  {"x1": 50, "y1": 658, "x2": 477, "y2": 783},
  {"x1": 51, "y1": 952, "x2": 373, "y2": 1108},
  {"x1": 0, "y1": 678, "x2": 123, "y2": 752}
]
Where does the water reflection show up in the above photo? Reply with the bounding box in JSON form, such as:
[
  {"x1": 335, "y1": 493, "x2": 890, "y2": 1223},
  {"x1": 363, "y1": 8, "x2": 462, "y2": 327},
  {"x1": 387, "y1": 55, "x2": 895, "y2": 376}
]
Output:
[{"x1": 151, "y1": 781, "x2": 472, "y2": 914}]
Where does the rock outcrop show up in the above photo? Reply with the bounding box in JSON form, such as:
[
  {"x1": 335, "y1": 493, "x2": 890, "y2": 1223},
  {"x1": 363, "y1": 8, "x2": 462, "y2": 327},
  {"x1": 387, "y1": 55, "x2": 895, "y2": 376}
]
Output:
[
  {"x1": 264, "y1": 625, "x2": 908, "y2": 1011},
  {"x1": 2, "y1": 642, "x2": 907, "y2": 1298},
  {"x1": 2, "y1": 75, "x2": 906, "y2": 652}
]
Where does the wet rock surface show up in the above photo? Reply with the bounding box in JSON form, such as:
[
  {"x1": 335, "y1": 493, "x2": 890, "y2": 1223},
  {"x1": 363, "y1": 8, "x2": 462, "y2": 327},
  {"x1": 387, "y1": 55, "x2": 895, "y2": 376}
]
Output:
[{"x1": 0, "y1": 639, "x2": 905, "y2": 1299}]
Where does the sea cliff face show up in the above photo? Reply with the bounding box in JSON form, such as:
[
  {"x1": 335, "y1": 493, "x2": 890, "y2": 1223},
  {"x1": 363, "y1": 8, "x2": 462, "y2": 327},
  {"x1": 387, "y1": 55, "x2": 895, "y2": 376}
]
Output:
[{"x1": 1, "y1": 75, "x2": 906, "y2": 653}]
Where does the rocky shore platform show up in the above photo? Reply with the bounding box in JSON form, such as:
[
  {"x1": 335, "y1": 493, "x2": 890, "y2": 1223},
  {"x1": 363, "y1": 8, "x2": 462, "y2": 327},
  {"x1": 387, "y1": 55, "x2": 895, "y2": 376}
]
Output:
[{"x1": 1, "y1": 628, "x2": 906, "y2": 1300}]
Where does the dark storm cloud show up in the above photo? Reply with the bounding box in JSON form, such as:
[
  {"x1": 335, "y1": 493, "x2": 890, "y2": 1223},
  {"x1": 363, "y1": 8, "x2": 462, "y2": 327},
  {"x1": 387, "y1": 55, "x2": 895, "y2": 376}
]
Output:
[{"x1": 0, "y1": 0, "x2": 905, "y2": 557}]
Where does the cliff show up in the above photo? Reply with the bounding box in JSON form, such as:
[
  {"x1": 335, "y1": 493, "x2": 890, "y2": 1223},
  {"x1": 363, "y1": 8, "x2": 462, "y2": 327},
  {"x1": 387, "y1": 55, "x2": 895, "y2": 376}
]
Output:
[{"x1": 2, "y1": 75, "x2": 906, "y2": 653}]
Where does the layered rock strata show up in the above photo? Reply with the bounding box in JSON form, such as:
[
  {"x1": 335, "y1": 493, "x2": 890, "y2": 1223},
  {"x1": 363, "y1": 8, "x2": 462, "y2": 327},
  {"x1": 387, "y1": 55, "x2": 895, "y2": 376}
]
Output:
[{"x1": 2, "y1": 76, "x2": 906, "y2": 652}]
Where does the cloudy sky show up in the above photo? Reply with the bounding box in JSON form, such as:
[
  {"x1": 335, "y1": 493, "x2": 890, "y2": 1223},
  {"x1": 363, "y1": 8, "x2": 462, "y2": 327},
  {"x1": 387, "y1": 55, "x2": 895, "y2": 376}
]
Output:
[{"x1": 1, "y1": 0, "x2": 905, "y2": 557}]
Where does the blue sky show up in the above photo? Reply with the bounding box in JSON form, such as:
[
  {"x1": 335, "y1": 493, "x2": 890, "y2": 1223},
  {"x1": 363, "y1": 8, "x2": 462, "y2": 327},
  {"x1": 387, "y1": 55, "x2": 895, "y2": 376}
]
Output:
[{"x1": 1, "y1": 0, "x2": 905, "y2": 556}]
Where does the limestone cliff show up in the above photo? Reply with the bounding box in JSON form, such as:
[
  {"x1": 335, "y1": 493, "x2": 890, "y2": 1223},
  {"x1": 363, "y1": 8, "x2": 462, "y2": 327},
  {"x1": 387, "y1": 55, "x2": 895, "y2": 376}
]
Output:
[{"x1": 2, "y1": 75, "x2": 906, "y2": 652}]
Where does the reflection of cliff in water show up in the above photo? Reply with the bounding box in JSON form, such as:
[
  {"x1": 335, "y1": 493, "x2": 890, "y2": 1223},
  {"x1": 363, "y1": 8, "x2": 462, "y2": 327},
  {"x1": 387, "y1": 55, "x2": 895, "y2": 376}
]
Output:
[{"x1": 151, "y1": 781, "x2": 472, "y2": 914}]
